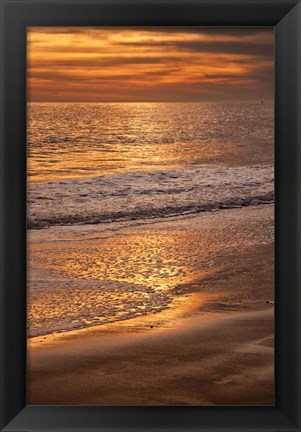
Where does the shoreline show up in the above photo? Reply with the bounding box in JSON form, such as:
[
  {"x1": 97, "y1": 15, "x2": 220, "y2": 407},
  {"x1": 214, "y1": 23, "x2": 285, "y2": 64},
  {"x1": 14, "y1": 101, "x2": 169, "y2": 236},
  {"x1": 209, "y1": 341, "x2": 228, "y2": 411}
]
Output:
[
  {"x1": 27, "y1": 198, "x2": 274, "y2": 231},
  {"x1": 27, "y1": 204, "x2": 274, "y2": 405},
  {"x1": 28, "y1": 204, "x2": 274, "y2": 339},
  {"x1": 28, "y1": 247, "x2": 273, "y2": 345}
]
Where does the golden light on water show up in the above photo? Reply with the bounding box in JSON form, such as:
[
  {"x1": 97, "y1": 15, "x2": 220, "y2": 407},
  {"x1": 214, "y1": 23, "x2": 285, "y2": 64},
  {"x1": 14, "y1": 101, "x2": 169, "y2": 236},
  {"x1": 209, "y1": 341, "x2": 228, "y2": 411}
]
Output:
[
  {"x1": 27, "y1": 224, "x2": 220, "y2": 335},
  {"x1": 27, "y1": 204, "x2": 274, "y2": 338},
  {"x1": 31, "y1": 229, "x2": 208, "y2": 289}
]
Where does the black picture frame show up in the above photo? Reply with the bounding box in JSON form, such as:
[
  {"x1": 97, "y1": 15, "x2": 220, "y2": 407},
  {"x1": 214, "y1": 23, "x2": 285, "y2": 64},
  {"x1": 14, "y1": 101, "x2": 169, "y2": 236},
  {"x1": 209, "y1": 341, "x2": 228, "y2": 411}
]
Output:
[{"x1": 0, "y1": 0, "x2": 300, "y2": 431}]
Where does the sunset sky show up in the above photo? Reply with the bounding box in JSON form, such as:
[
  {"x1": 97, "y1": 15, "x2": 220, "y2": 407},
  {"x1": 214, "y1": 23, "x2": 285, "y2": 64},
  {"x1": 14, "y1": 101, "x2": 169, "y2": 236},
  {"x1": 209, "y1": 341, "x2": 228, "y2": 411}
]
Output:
[{"x1": 27, "y1": 27, "x2": 274, "y2": 102}]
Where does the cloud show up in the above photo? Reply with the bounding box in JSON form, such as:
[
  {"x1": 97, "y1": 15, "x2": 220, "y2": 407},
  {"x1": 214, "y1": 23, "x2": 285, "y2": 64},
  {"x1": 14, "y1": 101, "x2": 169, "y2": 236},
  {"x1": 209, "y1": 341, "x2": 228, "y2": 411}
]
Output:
[
  {"x1": 123, "y1": 40, "x2": 273, "y2": 58},
  {"x1": 27, "y1": 27, "x2": 274, "y2": 102}
]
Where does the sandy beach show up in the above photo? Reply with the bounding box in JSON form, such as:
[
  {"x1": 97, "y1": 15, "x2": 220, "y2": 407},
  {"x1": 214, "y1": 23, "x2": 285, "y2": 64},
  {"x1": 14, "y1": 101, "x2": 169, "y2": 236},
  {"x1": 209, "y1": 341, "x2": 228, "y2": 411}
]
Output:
[
  {"x1": 27, "y1": 307, "x2": 274, "y2": 405},
  {"x1": 27, "y1": 205, "x2": 274, "y2": 406}
]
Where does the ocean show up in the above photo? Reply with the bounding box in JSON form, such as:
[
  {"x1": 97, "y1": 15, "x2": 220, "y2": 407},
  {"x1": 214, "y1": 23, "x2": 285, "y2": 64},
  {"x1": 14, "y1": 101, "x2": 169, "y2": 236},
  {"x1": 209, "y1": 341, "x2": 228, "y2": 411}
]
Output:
[{"x1": 27, "y1": 102, "x2": 274, "y2": 337}]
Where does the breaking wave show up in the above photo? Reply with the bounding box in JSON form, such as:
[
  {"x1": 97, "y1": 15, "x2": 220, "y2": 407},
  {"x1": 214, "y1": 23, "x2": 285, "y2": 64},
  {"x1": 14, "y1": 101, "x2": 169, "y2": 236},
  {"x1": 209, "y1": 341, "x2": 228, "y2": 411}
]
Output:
[{"x1": 27, "y1": 165, "x2": 274, "y2": 229}]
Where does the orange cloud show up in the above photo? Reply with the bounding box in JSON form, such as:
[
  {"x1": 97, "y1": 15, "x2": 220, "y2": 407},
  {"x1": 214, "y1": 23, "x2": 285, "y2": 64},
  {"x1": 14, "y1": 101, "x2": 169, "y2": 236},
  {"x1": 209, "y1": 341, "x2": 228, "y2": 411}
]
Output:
[{"x1": 27, "y1": 27, "x2": 274, "y2": 102}]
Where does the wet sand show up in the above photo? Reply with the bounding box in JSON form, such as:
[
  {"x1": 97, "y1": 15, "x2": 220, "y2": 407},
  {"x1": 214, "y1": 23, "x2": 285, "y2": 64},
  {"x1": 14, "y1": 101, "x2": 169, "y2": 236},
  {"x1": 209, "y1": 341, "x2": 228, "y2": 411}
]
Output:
[
  {"x1": 27, "y1": 307, "x2": 274, "y2": 405},
  {"x1": 27, "y1": 205, "x2": 274, "y2": 405}
]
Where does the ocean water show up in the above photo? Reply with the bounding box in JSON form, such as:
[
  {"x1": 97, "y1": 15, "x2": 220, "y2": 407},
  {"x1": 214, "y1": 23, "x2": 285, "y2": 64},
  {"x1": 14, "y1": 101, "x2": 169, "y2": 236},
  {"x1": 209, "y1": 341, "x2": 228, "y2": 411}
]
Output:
[
  {"x1": 27, "y1": 102, "x2": 274, "y2": 337},
  {"x1": 27, "y1": 102, "x2": 274, "y2": 229}
]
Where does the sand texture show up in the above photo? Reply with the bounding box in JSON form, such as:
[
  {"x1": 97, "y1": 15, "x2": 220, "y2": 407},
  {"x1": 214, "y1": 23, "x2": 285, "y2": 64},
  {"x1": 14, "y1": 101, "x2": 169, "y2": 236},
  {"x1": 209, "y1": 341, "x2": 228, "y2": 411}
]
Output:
[{"x1": 27, "y1": 307, "x2": 274, "y2": 405}]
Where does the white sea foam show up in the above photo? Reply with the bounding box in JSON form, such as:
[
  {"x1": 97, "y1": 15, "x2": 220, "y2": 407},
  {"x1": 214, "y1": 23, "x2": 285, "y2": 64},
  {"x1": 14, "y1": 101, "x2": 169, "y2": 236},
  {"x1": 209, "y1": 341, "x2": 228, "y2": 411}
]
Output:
[{"x1": 27, "y1": 165, "x2": 274, "y2": 229}]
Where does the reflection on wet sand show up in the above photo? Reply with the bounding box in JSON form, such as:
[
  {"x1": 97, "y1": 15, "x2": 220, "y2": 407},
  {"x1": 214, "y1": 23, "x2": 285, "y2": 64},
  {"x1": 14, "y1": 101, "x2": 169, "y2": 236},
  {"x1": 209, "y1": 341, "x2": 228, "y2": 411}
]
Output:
[{"x1": 28, "y1": 205, "x2": 274, "y2": 338}]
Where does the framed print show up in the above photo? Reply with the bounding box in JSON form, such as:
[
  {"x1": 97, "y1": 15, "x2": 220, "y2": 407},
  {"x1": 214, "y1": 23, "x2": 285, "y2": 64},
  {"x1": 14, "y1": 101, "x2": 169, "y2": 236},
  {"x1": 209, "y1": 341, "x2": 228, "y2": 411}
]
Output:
[
  {"x1": 0, "y1": 0, "x2": 300, "y2": 431},
  {"x1": 26, "y1": 25, "x2": 276, "y2": 407}
]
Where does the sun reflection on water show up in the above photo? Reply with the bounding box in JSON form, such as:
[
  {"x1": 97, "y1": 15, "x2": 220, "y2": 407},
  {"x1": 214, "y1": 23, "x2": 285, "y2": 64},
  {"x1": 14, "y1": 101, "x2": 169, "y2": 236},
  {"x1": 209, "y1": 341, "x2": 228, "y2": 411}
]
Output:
[{"x1": 28, "y1": 226, "x2": 217, "y2": 336}]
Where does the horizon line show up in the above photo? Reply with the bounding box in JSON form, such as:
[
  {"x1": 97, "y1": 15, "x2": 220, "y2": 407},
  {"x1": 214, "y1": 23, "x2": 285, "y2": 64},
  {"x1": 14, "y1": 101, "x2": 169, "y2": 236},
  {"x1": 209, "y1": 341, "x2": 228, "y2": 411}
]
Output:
[{"x1": 28, "y1": 99, "x2": 274, "y2": 103}]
